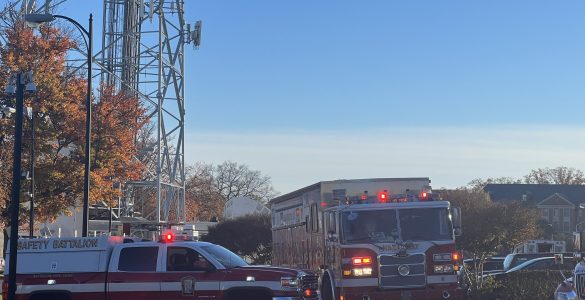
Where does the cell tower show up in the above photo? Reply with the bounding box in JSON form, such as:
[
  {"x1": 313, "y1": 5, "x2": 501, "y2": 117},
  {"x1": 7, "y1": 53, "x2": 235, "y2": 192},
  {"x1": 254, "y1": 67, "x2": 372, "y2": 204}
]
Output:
[
  {"x1": 5, "y1": 0, "x2": 200, "y2": 225},
  {"x1": 100, "y1": 0, "x2": 200, "y2": 225}
]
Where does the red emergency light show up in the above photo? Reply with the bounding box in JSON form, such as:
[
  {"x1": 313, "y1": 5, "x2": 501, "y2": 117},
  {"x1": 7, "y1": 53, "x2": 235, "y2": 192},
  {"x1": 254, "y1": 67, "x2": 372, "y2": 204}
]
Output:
[
  {"x1": 162, "y1": 231, "x2": 174, "y2": 243},
  {"x1": 360, "y1": 194, "x2": 367, "y2": 201},
  {"x1": 377, "y1": 190, "x2": 389, "y2": 203},
  {"x1": 352, "y1": 256, "x2": 372, "y2": 266},
  {"x1": 419, "y1": 191, "x2": 429, "y2": 201}
]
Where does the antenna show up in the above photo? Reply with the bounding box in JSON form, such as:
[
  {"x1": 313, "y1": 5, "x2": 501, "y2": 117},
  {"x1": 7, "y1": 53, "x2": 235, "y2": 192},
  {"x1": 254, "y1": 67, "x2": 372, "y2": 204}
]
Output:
[
  {"x1": 193, "y1": 20, "x2": 202, "y2": 48},
  {"x1": 186, "y1": 23, "x2": 191, "y2": 44},
  {"x1": 149, "y1": 0, "x2": 154, "y2": 21}
]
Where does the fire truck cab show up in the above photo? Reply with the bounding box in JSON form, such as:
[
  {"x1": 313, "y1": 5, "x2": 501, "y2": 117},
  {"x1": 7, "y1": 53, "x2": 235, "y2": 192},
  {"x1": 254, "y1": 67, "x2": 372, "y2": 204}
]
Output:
[{"x1": 270, "y1": 178, "x2": 465, "y2": 300}]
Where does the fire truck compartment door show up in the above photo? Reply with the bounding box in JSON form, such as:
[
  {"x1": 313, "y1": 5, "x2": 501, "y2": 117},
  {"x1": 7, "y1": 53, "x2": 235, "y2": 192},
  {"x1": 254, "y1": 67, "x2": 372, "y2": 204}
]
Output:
[{"x1": 107, "y1": 245, "x2": 162, "y2": 300}]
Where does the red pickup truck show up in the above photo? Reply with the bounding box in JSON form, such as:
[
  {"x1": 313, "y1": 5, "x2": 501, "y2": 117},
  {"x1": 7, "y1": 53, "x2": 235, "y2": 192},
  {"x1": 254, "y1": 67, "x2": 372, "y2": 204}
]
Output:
[{"x1": 5, "y1": 236, "x2": 318, "y2": 300}]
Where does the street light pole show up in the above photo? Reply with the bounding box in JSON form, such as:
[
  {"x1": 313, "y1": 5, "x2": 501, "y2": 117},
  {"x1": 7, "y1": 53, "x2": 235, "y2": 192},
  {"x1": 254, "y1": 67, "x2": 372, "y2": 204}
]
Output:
[
  {"x1": 81, "y1": 14, "x2": 93, "y2": 237},
  {"x1": 7, "y1": 73, "x2": 25, "y2": 300},
  {"x1": 29, "y1": 107, "x2": 34, "y2": 238},
  {"x1": 24, "y1": 13, "x2": 93, "y2": 237}
]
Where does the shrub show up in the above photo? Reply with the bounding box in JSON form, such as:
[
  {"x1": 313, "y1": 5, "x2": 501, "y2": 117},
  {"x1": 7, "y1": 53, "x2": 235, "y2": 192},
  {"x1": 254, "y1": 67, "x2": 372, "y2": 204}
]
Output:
[{"x1": 470, "y1": 270, "x2": 567, "y2": 300}]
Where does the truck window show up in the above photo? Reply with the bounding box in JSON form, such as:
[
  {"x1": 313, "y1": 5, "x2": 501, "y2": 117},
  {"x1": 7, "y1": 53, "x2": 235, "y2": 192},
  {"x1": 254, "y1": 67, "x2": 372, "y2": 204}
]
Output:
[
  {"x1": 118, "y1": 247, "x2": 159, "y2": 272},
  {"x1": 310, "y1": 204, "x2": 319, "y2": 233},
  {"x1": 200, "y1": 244, "x2": 247, "y2": 268},
  {"x1": 326, "y1": 212, "x2": 336, "y2": 233},
  {"x1": 342, "y1": 210, "x2": 399, "y2": 243},
  {"x1": 399, "y1": 208, "x2": 453, "y2": 241},
  {"x1": 167, "y1": 247, "x2": 212, "y2": 272}
]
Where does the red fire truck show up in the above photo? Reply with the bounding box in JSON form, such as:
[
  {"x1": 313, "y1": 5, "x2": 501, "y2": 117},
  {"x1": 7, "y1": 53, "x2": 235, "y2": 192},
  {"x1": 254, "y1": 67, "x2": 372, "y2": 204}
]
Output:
[
  {"x1": 5, "y1": 234, "x2": 318, "y2": 300},
  {"x1": 270, "y1": 178, "x2": 465, "y2": 300}
]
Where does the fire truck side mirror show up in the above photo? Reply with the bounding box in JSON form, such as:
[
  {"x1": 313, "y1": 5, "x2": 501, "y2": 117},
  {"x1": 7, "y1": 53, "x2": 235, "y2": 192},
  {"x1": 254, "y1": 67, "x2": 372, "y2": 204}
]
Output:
[
  {"x1": 451, "y1": 207, "x2": 462, "y2": 236},
  {"x1": 327, "y1": 231, "x2": 338, "y2": 243}
]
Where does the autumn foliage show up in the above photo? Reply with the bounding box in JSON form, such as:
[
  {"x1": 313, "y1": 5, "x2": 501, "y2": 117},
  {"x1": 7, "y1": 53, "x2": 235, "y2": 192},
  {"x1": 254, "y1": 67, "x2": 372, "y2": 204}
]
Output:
[{"x1": 0, "y1": 20, "x2": 147, "y2": 227}]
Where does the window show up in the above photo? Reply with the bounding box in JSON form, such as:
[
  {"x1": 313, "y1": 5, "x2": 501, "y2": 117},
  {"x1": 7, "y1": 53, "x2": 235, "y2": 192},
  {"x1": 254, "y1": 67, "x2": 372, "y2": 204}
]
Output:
[
  {"x1": 200, "y1": 244, "x2": 247, "y2": 268},
  {"x1": 167, "y1": 247, "x2": 213, "y2": 272},
  {"x1": 342, "y1": 209, "x2": 399, "y2": 243},
  {"x1": 310, "y1": 204, "x2": 319, "y2": 233},
  {"x1": 563, "y1": 221, "x2": 571, "y2": 232},
  {"x1": 526, "y1": 260, "x2": 553, "y2": 270},
  {"x1": 561, "y1": 208, "x2": 571, "y2": 232},
  {"x1": 541, "y1": 208, "x2": 549, "y2": 221},
  {"x1": 563, "y1": 208, "x2": 571, "y2": 218},
  {"x1": 326, "y1": 212, "x2": 336, "y2": 233},
  {"x1": 399, "y1": 208, "x2": 453, "y2": 241},
  {"x1": 118, "y1": 247, "x2": 158, "y2": 272}
]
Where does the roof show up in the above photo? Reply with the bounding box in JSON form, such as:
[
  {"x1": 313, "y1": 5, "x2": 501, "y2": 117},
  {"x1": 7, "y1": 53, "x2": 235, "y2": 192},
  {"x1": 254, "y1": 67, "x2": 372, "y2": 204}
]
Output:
[
  {"x1": 269, "y1": 177, "x2": 430, "y2": 205},
  {"x1": 483, "y1": 184, "x2": 585, "y2": 206}
]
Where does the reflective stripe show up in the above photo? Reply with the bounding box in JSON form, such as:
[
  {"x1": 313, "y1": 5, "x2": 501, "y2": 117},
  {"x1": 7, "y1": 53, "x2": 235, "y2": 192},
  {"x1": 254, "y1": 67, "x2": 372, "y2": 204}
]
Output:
[
  {"x1": 273, "y1": 298, "x2": 302, "y2": 300},
  {"x1": 338, "y1": 277, "x2": 378, "y2": 287},
  {"x1": 16, "y1": 280, "x2": 294, "y2": 294},
  {"x1": 16, "y1": 283, "x2": 104, "y2": 294},
  {"x1": 161, "y1": 281, "x2": 218, "y2": 291},
  {"x1": 427, "y1": 275, "x2": 457, "y2": 284},
  {"x1": 107, "y1": 282, "x2": 159, "y2": 292}
]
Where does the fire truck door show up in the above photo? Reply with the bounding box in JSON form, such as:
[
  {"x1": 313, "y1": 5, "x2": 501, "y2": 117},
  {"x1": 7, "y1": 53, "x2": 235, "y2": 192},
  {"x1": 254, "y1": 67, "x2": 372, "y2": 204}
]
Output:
[
  {"x1": 159, "y1": 246, "x2": 223, "y2": 299},
  {"x1": 107, "y1": 245, "x2": 162, "y2": 300}
]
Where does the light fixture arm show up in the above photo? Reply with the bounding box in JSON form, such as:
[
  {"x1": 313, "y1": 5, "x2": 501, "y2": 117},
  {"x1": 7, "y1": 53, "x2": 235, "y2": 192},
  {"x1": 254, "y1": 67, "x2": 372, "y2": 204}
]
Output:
[{"x1": 53, "y1": 15, "x2": 89, "y2": 49}]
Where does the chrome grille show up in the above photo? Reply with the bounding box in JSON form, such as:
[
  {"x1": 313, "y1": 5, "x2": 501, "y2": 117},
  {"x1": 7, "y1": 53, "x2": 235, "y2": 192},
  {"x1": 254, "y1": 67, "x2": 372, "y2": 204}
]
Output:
[
  {"x1": 379, "y1": 253, "x2": 426, "y2": 289},
  {"x1": 299, "y1": 273, "x2": 319, "y2": 298}
]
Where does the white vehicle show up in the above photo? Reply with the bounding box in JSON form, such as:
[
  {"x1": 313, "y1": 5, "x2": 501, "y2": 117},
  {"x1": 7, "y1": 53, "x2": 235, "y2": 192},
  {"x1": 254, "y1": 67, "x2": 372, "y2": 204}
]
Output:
[{"x1": 513, "y1": 240, "x2": 566, "y2": 254}]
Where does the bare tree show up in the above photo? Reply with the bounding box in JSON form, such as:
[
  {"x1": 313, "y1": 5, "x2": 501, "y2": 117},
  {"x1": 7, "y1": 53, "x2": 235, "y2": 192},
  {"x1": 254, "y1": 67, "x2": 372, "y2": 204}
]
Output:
[
  {"x1": 524, "y1": 166, "x2": 585, "y2": 185},
  {"x1": 214, "y1": 161, "x2": 277, "y2": 203},
  {"x1": 185, "y1": 161, "x2": 277, "y2": 222},
  {"x1": 185, "y1": 163, "x2": 223, "y2": 222},
  {"x1": 467, "y1": 177, "x2": 522, "y2": 191}
]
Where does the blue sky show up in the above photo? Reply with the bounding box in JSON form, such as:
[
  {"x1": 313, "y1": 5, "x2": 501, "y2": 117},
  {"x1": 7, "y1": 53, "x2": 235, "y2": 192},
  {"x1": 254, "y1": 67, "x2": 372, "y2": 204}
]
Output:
[{"x1": 27, "y1": 1, "x2": 585, "y2": 193}]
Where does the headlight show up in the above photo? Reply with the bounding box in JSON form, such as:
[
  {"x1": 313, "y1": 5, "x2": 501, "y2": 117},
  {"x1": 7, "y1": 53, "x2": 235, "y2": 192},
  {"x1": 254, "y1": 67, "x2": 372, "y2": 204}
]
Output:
[
  {"x1": 352, "y1": 267, "x2": 373, "y2": 276},
  {"x1": 434, "y1": 264, "x2": 454, "y2": 274},
  {"x1": 281, "y1": 277, "x2": 298, "y2": 288}
]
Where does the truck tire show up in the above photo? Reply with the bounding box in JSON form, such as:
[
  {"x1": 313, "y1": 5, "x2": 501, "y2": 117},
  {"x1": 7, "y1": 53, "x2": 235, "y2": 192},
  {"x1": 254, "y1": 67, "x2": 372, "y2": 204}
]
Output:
[
  {"x1": 321, "y1": 275, "x2": 334, "y2": 300},
  {"x1": 224, "y1": 287, "x2": 272, "y2": 300}
]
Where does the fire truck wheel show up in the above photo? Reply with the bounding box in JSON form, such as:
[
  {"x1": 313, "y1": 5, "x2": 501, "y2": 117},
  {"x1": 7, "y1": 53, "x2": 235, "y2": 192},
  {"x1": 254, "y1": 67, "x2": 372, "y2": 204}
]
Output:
[{"x1": 320, "y1": 276, "x2": 334, "y2": 300}]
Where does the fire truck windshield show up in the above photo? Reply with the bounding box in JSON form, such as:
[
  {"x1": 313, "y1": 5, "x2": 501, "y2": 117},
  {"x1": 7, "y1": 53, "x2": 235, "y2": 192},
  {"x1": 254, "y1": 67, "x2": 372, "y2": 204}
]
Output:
[
  {"x1": 200, "y1": 244, "x2": 248, "y2": 268},
  {"x1": 341, "y1": 208, "x2": 453, "y2": 244}
]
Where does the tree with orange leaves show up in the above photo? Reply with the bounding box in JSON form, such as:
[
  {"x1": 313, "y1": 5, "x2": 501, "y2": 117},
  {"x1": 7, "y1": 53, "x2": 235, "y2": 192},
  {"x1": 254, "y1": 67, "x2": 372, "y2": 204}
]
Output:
[
  {"x1": 0, "y1": 18, "x2": 86, "y2": 225},
  {"x1": 0, "y1": 14, "x2": 147, "y2": 230},
  {"x1": 84, "y1": 84, "x2": 147, "y2": 207}
]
